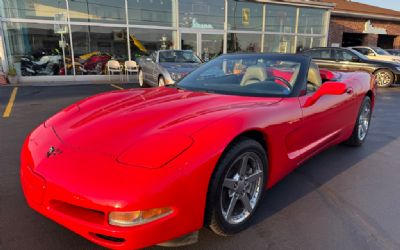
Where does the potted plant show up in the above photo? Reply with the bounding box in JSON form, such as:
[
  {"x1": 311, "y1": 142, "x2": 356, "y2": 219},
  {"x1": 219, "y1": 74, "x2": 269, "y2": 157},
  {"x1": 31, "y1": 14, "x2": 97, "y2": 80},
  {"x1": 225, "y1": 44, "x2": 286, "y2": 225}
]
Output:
[{"x1": 7, "y1": 66, "x2": 18, "y2": 84}]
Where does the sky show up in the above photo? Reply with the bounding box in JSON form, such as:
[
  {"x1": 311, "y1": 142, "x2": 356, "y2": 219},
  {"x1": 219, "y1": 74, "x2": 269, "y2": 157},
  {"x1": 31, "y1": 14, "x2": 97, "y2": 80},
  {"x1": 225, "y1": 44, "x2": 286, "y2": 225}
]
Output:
[{"x1": 353, "y1": 0, "x2": 400, "y2": 11}]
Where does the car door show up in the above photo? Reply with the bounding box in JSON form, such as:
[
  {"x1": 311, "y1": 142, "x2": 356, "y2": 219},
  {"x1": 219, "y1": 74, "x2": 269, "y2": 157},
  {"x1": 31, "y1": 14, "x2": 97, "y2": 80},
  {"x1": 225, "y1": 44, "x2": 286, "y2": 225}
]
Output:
[
  {"x1": 296, "y1": 63, "x2": 357, "y2": 161},
  {"x1": 334, "y1": 49, "x2": 376, "y2": 73}
]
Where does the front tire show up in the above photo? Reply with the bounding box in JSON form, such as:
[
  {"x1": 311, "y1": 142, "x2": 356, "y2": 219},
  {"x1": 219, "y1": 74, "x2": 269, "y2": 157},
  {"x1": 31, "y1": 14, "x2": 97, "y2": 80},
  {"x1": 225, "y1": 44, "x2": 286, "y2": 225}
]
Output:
[
  {"x1": 205, "y1": 137, "x2": 267, "y2": 236},
  {"x1": 374, "y1": 69, "x2": 394, "y2": 88},
  {"x1": 344, "y1": 96, "x2": 372, "y2": 146}
]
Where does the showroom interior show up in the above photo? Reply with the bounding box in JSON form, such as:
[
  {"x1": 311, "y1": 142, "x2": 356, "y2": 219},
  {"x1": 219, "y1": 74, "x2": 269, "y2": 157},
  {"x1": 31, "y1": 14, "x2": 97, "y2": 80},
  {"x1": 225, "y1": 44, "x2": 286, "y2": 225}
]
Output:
[{"x1": 0, "y1": 0, "x2": 332, "y2": 82}]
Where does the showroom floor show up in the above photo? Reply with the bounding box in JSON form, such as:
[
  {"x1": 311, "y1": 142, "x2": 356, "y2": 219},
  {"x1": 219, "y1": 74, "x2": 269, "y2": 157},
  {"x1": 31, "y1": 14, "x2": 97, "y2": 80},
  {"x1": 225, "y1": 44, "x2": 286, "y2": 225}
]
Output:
[{"x1": 1, "y1": 84, "x2": 400, "y2": 250}]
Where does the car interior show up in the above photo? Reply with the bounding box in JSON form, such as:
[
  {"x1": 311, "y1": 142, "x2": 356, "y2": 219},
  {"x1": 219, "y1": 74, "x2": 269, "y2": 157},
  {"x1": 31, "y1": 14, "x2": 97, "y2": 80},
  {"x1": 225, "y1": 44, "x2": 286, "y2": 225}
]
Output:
[{"x1": 307, "y1": 62, "x2": 322, "y2": 92}]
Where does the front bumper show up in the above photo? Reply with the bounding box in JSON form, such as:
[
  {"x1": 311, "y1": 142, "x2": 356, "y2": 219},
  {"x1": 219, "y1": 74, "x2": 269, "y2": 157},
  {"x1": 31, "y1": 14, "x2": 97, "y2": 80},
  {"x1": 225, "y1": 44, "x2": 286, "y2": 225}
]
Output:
[{"x1": 20, "y1": 126, "x2": 205, "y2": 249}]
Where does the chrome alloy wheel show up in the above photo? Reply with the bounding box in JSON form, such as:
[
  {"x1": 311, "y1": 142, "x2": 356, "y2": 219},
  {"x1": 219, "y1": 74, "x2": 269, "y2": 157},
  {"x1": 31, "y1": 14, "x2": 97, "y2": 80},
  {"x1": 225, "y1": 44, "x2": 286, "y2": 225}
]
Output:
[
  {"x1": 376, "y1": 71, "x2": 392, "y2": 87},
  {"x1": 358, "y1": 100, "x2": 371, "y2": 141},
  {"x1": 221, "y1": 152, "x2": 263, "y2": 225}
]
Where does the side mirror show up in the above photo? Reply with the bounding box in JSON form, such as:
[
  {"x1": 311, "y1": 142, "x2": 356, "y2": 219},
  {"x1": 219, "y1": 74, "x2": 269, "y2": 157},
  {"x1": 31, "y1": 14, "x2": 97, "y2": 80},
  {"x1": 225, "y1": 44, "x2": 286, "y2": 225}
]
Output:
[
  {"x1": 351, "y1": 56, "x2": 360, "y2": 62},
  {"x1": 303, "y1": 82, "x2": 347, "y2": 108},
  {"x1": 367, "y1": 52, "x2": 375, "y2": 56}
]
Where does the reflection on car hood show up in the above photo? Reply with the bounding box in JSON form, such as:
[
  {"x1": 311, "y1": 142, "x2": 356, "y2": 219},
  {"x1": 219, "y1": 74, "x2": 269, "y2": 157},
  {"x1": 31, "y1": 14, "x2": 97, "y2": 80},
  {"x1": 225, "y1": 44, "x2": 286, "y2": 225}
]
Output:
[
  {"x1": 50, "y1": 88, "x2": 281, "y2": 157},
  {"x1": 160, "y1": 62, "x2": 200, "y2": 73}
]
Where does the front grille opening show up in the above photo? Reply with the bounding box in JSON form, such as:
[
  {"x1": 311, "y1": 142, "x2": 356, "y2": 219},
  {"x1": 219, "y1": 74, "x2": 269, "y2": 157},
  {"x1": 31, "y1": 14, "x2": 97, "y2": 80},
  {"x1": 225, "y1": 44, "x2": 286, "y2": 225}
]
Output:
[
  {"x1": 50, "y1": 200, "x2": 105, "y2": 224},
  {"x1": 94, "y1": 233, "x2": 126, "y2": 243}
]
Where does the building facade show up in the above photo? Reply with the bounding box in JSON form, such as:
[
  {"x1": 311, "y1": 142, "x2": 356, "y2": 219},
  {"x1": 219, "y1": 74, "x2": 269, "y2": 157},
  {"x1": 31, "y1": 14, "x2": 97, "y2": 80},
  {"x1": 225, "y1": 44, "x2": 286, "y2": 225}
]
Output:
[
  {"x1": 0, "y1": 0, "x2": 332, "y2": 83},
  {"x1": 323, "y1": 0, "x2": 400, "y2": 49}
]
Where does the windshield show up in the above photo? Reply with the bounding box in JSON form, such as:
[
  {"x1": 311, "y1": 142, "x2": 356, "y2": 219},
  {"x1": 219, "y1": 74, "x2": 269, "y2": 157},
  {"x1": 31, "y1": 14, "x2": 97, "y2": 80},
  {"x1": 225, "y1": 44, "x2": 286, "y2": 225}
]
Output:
[
  {"x1": 373, "y1": 47, "x2": 391, "y2": 55},
  {"x1": 159, "y1": 51, "x2": 201, "y2": 63},
  {"x1": 177, "y1": 55, "x2": 303, "y2": 97}
]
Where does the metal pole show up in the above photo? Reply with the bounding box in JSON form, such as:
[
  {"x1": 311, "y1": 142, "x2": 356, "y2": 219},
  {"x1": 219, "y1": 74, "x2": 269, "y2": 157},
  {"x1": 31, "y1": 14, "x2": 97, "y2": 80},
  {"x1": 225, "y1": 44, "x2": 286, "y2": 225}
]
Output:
[{"x1": 65, "y1": 0, "x2": 76, "y2": 76}]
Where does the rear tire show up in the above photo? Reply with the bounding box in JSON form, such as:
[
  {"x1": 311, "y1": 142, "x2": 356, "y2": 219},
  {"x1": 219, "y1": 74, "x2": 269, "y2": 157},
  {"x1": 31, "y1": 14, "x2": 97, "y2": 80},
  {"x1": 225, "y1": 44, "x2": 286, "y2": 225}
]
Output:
[
  {"x1": 205, "y1": 137, "x2": 267, "y2": 236},
  {"x1": 344, "y1": 96, "x2": 372, "y2": 146},
  {"x1": 374, "y1": 69, "x2": 393, "y2": 88}
]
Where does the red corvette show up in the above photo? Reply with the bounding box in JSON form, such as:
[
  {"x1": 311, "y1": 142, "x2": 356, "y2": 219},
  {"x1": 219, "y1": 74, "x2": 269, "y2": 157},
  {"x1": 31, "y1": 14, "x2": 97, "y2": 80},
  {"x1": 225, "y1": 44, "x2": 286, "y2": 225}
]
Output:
[{"x1": 21, "y1": 54, "x2": 376, "y2": 249}]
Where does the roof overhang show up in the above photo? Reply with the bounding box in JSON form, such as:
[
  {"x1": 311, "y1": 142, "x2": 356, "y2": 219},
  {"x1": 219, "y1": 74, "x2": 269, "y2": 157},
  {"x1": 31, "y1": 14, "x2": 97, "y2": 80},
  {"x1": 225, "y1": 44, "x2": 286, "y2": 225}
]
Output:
[
  {"x1": 331, "y1": 10, "x2": 400, "y2": 22},
  {"x1": 253, "y1": 0, "x2": 335, "y2": 9}
]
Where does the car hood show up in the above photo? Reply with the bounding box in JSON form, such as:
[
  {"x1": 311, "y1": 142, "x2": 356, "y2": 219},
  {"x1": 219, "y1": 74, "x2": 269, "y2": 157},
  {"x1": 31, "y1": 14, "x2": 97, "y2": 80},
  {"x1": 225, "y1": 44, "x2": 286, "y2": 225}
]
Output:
[
  {"x1": 49, "y1": 87, "x2": 281, "y2": 157},
  {"x1": 160, "y1": 62, "x2": 200, "y2": 73}
]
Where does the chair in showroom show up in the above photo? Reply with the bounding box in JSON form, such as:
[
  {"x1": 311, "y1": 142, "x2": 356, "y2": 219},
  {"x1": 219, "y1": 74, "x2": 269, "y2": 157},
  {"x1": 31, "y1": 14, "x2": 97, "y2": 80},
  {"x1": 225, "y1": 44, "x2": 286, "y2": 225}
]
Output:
[
  {"x1": 107, "y1": 60, "x2": 123, "y2": 81},
  {"x1": 124, "y1": 60, "x2": 139, "y2": 82}
]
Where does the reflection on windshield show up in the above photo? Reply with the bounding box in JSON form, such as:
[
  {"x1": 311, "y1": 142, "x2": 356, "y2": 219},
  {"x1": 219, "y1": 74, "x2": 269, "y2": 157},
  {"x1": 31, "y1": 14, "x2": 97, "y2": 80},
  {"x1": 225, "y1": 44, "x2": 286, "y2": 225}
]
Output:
[
  {"x1": 374, "y1": 47, "x2": 390, "y2": 55},
  {"x1": 159, "y1": 51, "x2": 201, "y2": 63},
  {"x1": 177, "y1": 55, "x2": 302, "y2": 97}
]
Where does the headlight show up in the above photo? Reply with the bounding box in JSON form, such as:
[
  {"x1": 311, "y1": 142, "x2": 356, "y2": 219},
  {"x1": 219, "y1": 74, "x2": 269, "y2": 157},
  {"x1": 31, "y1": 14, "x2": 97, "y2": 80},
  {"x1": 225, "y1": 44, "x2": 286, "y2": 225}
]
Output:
[
  {"x1": 109, "y1": 207, "x2": 173, "y2": 227},
  {"x1": 396, "y1": 67, "x2": 400, "y2": 71},
  {"x1": 170, "y1": 72, "x2": 183, "y2": 81}
]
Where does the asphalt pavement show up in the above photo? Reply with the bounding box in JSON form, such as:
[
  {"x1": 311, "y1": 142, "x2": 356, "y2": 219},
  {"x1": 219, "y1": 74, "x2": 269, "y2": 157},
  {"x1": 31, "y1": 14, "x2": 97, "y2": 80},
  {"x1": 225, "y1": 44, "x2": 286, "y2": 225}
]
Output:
[{"x1": 1, "y1": 84, "x2": 400, "y2": 250}]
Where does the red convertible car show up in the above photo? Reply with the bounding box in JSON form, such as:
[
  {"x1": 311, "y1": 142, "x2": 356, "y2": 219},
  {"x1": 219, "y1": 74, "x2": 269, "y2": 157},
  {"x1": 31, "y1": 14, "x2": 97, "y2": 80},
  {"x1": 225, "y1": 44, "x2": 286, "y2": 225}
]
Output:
[{"x1": 21, "y1": 54, "x2": 376, "y2": 249}]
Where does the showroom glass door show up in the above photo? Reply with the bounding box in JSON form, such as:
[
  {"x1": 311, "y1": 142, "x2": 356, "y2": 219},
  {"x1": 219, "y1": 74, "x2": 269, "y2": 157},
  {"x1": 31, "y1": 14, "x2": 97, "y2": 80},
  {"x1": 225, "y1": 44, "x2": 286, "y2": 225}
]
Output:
[{"x1": 181, "y1": 31, "x2": 224, "y2": 62}]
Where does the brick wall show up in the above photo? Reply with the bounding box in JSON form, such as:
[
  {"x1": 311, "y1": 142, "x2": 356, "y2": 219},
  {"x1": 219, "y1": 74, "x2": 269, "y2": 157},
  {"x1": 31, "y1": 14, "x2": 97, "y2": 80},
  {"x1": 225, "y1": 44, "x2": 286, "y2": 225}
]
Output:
[{"x1": 328, "y1": 16, "x2": 400, "y2": 48}]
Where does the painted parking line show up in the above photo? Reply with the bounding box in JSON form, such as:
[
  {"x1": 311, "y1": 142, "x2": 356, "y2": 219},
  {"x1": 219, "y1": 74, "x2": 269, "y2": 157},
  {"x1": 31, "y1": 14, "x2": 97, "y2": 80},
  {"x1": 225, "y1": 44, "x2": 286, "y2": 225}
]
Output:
[
  {"x1": 2, "y1": 87, "x2": 18, "y2": 118},
  {"x1": 110, "y1": 84, "x2": 124, "y2": 90}
]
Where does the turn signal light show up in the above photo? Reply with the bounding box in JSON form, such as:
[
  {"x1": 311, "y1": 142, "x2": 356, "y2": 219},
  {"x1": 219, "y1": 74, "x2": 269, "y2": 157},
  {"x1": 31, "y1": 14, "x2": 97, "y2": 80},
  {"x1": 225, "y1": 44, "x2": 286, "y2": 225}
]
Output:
[{"x1": 109, "y1": 207, "x2": 173, "y2": 227}]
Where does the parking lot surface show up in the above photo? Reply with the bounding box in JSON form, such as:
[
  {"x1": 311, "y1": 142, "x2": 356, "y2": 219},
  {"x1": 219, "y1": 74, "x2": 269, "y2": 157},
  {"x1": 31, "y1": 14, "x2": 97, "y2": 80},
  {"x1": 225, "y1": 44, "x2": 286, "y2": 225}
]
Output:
[{"x1": 1, "y1": 84, "x2": 400, "y2": 250}]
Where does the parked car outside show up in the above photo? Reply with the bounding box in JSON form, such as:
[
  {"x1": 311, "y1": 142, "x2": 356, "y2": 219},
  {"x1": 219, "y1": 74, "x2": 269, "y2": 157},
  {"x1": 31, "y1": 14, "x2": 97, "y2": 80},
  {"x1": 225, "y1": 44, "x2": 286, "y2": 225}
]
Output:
[
  {"x1": 137, "y1": 50, "x2": 202, "y2": 87},
  {"x1": 301, "y1": 47, "x2": 400, "y2": 87},
  {"x1": 350, "y1": 46, "x2": 400, "y2": 63}
]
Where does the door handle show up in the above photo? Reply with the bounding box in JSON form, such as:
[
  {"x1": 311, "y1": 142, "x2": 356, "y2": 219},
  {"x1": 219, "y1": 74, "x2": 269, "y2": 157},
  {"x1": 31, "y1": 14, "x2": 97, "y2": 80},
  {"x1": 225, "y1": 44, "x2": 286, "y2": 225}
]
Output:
[{"x1": 346, "y1": 87, "x2": 353, "y2": 94}]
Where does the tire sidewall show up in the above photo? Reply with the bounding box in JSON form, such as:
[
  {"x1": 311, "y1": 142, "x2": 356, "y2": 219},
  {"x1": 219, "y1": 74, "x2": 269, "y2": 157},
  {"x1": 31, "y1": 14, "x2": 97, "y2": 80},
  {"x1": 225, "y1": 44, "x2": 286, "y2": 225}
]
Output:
[{"x1": 207, "y1": 138, "x2": 267, "y2": 235}]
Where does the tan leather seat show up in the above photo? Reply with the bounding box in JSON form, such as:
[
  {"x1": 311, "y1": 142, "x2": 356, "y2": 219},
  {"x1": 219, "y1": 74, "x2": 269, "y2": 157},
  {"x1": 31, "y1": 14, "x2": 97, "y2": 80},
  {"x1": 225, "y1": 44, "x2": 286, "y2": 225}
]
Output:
[
  {"x1": 308, "y1": 62, "x2": 322, "y2": 89},
  {"x1": 240, "y1": 65, "x2": 267, "y2": 86}
]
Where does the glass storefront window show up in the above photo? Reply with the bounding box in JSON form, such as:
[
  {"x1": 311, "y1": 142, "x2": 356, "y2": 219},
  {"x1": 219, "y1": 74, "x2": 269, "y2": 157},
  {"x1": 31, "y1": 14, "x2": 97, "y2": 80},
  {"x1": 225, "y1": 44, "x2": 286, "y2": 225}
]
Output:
[
  {"x1": 298, "y1": 8, "x2": 326, "y2": 35},
  {"x1": 71, "y1": 25, "x2": 127, "y2": 75},
  {"x1": 128, "y1": 0, "x2": 174, "y2": 27},
  {"x1": 0, "y1": 0, "x2": 67, "y2": 20},
  {"x1": 180, "y1": 0, "x2": 225, "y2": 30},
  {"x1": 265, "y1": 5, "x2": 296, "y2": 33},
  {"x1": 201, "y1": 34, "x2": 224, "y2": 61},
  {"x1": 264, "y1": 34, "x2": 295, "y2": 53},
  {"x1": 227, "y1": 33, "x2": 261, "y2": 53},
  {"x1": 228, "y1": 0, "x2": 263, "y2": 31},
  {"x1": 296, "y1": 36, "x2": 324, "y2": 52},
  {"x1": 129, "y1": 28, "x2": 176, "y2": 59},
  {"x1": 68, "y1": 0, "x2": 125, "y2": 24},
  {"x1": 3, "y1": 22, "x2": 72, "y2": 76}
]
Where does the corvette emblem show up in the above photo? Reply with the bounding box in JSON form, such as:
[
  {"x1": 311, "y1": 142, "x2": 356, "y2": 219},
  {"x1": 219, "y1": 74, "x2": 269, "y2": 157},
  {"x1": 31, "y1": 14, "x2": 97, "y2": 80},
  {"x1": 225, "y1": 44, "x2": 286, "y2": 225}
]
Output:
[{"x1": 47, "y1": 146, "x2": 62, "y2": 158}]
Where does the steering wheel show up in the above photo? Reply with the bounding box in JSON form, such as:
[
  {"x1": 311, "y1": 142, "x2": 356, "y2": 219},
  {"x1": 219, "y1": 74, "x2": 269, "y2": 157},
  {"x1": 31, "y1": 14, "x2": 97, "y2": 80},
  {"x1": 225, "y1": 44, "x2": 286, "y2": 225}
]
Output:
[{"x1": 266, "y1": 76, "x2": 292, "y2": 90}]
